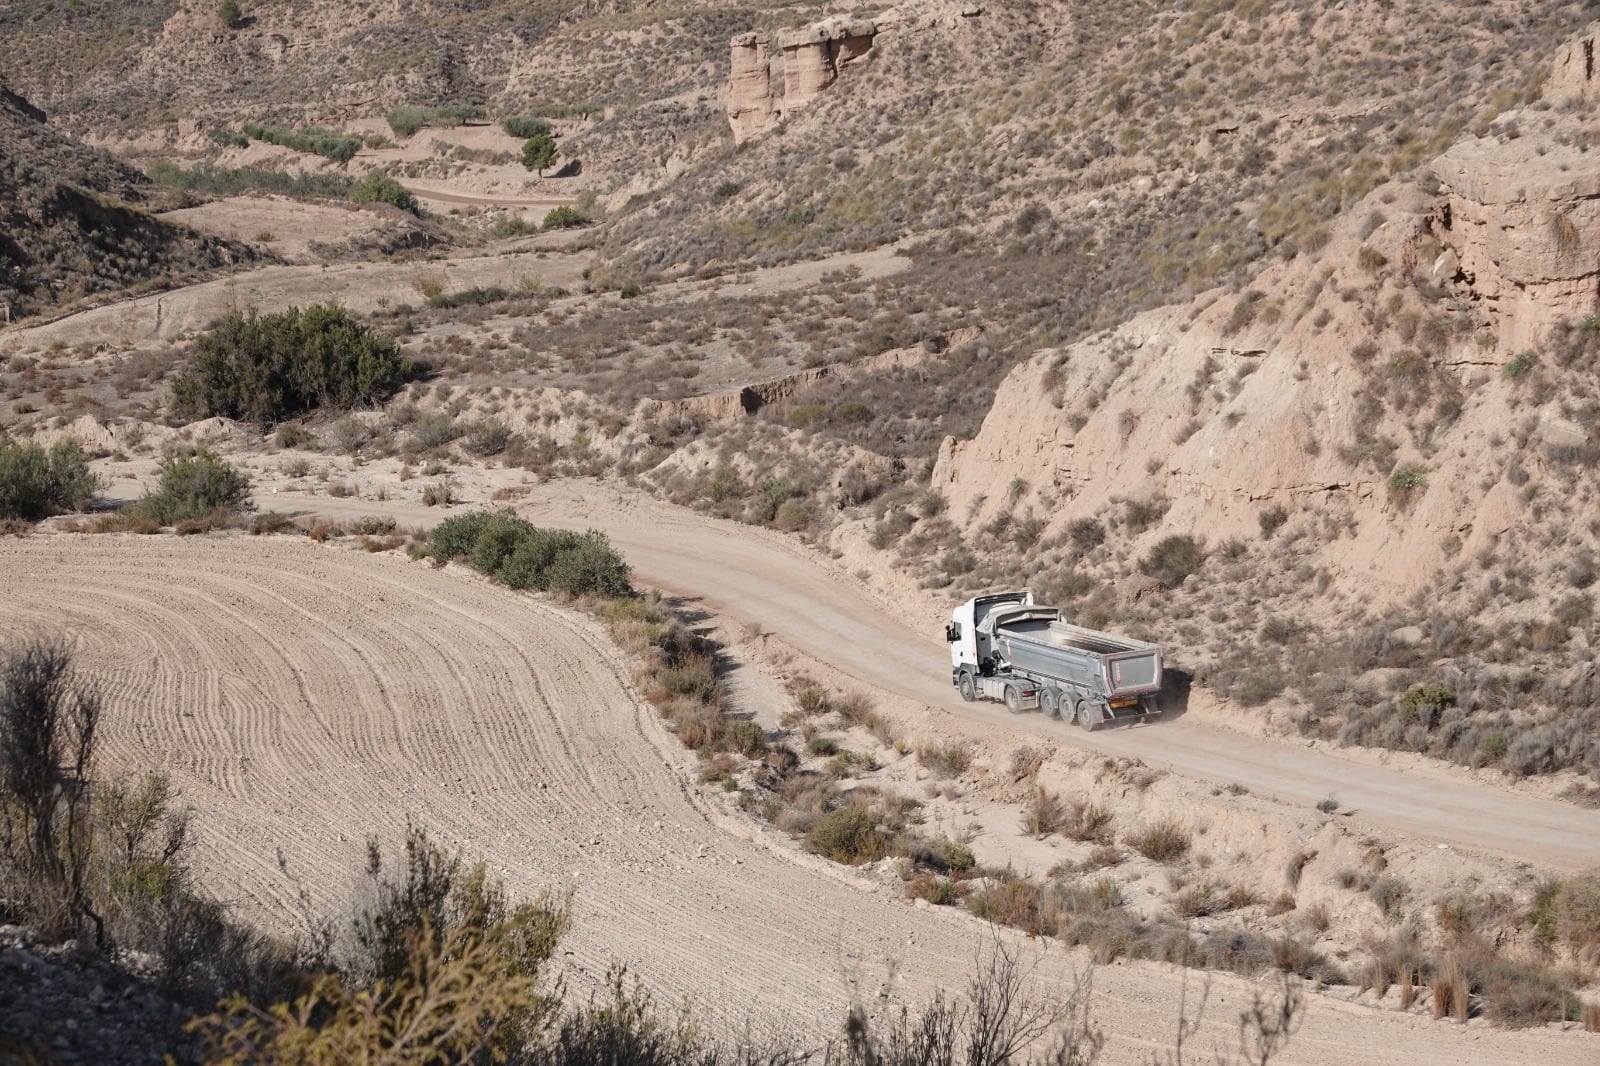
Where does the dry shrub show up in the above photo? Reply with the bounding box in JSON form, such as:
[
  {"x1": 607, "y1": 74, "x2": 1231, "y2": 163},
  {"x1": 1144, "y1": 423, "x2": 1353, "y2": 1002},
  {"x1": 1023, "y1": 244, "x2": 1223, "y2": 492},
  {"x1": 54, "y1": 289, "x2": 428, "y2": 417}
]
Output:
[
  {"x1": 1431, "y1": 960, "x2": 1470, "y2": 1022},
  {"x1": 905, "y1": 872, "x2": 960, "y2": 906},
  {"x1": 1065, "y1": 801, "x2": 1114, "y2": 844},
  {"x1": 1023, "y1": 787, "x2": 1068, "y2": 839},
  {"x1": 1127, "y1": 820, "x2": 1190, "y2": 863},
  {"x1": 918, "y1": 741, "x2": 974, "y2": 778},
  {"x1": 1008, "y1": 745, "x2": 1048, "y2": 780}
]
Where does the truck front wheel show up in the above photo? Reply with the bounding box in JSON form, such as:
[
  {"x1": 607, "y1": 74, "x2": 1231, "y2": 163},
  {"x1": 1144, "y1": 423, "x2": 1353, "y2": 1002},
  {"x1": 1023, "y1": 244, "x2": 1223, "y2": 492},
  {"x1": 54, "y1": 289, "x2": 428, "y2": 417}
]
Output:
[
  {"x1": 1076, "y1": 700, "x2": 1101, "y2": 732},
  {"x1": 959, "y1": 672, "x2": 977, "y2": 702}
]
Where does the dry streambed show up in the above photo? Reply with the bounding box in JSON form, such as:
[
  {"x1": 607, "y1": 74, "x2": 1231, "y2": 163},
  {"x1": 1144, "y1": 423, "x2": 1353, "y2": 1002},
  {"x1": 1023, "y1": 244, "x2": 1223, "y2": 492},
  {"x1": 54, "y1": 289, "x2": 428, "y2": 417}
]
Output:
[{"x1": 2, "y1": 533, "x2": 1595, "y2": 1064}]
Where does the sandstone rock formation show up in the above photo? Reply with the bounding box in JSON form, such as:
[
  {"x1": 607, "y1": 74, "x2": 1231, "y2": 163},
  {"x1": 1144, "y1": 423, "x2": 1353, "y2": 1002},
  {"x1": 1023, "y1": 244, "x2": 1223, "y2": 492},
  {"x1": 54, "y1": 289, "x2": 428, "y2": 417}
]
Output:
[
  {"x1": 728, "y1": 33, "x2": 781, "y2": 143},
  {"x1": 779, "y1": 18, "x2": 880, "y2": 113},
  {"x1": 726, "y1": 17, "x2": 878, "y2": 143},
  {"x1": 1428, "y1": 133, "x2": 1600, "y2": 352},
  {"x1": 1547, "y1": 26, "x2": 1597, "y2": 103}
]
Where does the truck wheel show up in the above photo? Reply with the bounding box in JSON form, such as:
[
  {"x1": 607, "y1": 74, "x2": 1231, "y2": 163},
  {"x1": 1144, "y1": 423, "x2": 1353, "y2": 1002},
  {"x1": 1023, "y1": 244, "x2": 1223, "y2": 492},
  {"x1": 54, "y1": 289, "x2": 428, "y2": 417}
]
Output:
[
  {"x1": 1039, "y1": 689, "x2": 1058, "y2": 719},
  {"x1": 1004, "y1": 684, "x2": 1022, "y2": 714},
  {"x1": 959, "y1": 672, "x2": 977, "y2": 702},
  {"x1": 1076, "y1": 700, "x2": 1101, "y2": 732}
]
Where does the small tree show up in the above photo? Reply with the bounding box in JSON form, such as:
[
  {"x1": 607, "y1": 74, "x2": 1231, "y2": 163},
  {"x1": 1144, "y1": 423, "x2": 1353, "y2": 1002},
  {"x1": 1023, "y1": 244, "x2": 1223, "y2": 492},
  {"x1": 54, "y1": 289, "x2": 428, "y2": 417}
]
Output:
[
  {"x1": 520, "y1": 133, "x2": 558, "y2": 176},
  {"x1": 0, "y1": 638, "x2": 102, "y2": 942},
  {"x1": 218, "y1": 0, "x2": 243, "y2": 27}
]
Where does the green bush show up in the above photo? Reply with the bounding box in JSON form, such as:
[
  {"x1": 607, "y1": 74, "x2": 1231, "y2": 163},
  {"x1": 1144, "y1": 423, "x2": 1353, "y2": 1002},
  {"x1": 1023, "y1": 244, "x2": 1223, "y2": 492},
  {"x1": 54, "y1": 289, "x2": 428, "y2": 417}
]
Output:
[
  {"x1": 1398, "y1": 683, "x2": 1454, "y2": 728},
  {"x1": 426, "y1": 511, "x2": 632, "y2": 599},
  {"x1": 241, "y1": 122, "x2": 361, "y2": 164},
  {"x1": 0, "y1": 439, "x2": 99, "y2": 520},
  {"x1": 500, "y1": 115, "x2": 551, "y2": 139},
  {"x1": 427, "y1": 512, "x2": 492, "y2": 561},
  {"x1": 136, "y1": 450, "x2": 250, "y2": 524},
  {"x1": 386, "y1": 104, "x2": 485, "y2": 138},
  {"x1": 467, "y1": 511, "x2": 538, "y2": 576},
  {"x1": 752, "y1": 478, "x2": 805, "y2": 524},
  {"x1": 172, "y1": 303, "x2": 411, "y2": 426},
  {"x1": 544, "y1": 532, "x2": 631, "y2": 598},
  {"x1": 351, "y1": 172, "x2": 420, "y2": 215},
  {"x1": 146, "y1": 160, "x2": 355, "y2": 200},
  {"x1": 217, "y1": 0, "x2": 241, "y2": 27},
  {"x1": 541, "y1": 206, "x2": 588, "y2": 230}
]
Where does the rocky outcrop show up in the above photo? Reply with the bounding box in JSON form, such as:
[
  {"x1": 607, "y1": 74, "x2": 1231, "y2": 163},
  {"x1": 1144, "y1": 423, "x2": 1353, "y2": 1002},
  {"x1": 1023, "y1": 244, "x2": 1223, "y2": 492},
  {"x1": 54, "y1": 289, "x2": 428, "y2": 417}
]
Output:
[
  {"x1": 726, "y1": 17, "x2": 878, "y2": 142},
  {"x1": 1547, "y1": 25, "x2": 1598, "y2": 103},
  {"x1": 1428, "y1": 133, "x2": 1600, "y2": 352},
  {"x1": 778, "y1": 18, "x2": 879, "y2": 113},
  {"x1": 728, "y1": 33, "x2": 781, "y2": 143}
]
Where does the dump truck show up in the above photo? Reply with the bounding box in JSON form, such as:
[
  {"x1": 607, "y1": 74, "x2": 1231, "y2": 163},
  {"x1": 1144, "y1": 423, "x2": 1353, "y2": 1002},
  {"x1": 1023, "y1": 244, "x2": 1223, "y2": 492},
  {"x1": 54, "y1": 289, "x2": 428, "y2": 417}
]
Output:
[{"x1": 944, "y1": 591, "x2": 1162, "y2": 730}]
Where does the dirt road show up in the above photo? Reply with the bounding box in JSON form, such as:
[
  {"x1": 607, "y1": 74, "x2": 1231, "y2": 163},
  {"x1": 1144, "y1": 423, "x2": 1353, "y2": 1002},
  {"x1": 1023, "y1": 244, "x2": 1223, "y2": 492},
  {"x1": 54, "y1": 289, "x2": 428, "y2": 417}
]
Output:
[
  {"x1": 490, "y1": 483, "x2": 1597, "y2": 873},
  {"x1": 4, "y1": 533, "x2": 1593, "y2": 1065}
]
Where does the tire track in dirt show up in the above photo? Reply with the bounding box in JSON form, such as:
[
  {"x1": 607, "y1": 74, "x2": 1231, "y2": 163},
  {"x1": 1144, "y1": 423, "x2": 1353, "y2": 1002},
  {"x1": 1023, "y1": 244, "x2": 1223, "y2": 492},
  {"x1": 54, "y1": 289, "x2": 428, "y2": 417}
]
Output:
[{"x1": 2, "y1": 534, "x2": 1594, "y2": 1065}]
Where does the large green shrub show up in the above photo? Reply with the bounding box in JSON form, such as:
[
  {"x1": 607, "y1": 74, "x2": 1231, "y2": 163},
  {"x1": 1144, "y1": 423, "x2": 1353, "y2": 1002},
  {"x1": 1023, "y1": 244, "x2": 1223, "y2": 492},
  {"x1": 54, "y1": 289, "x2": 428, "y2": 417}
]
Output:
[
  {"x1": 136, "y1": 450, "x2": 250, "y2": 524},
  {"x1": 0, "y1": 439, "x2": 99, "y2": 520},
  {"x1": 500, "y1": 115, "x2": 551, "y2": 139},
  {"x1": 805, "y1": 806, "x2": 889, "y2": 865},
  {"x1": 425, "y1": 510, "x2": 631, "y2": 599},
  {"x1": 172, "y1": 303, "x2": 411, "y2": 425},
  {"x1": 350, "y1": 172, "x2": 419, "y2": 215},
  {"x1": 541, "y1": 206, "x2": 588, "y2": 230}
]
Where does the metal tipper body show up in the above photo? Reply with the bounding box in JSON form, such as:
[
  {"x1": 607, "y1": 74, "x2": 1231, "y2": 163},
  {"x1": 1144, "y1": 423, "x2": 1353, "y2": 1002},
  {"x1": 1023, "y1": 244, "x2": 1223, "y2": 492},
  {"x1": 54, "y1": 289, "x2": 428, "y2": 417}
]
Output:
[{"x1": 945, "y1": 590, "x2": 1163, "y2": 730}]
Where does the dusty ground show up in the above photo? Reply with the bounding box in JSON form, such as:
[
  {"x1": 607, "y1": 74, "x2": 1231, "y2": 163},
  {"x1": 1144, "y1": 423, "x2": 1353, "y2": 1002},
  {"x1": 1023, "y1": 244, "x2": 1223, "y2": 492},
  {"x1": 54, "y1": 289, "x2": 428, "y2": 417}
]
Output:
[
  {"x1": 246, "y1": 474, "x2": 1600, "y2": 872},
  {"x1": 1, "y1": 531, "x2": 1595, "y2": 1065}
]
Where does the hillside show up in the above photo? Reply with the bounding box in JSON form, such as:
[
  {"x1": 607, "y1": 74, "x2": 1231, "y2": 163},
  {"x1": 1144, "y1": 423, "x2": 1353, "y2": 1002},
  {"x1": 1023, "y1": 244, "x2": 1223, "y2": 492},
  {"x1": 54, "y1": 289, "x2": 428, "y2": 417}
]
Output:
[{"x1": 0, "y1": 81, "x2": 248, "y2": 321}]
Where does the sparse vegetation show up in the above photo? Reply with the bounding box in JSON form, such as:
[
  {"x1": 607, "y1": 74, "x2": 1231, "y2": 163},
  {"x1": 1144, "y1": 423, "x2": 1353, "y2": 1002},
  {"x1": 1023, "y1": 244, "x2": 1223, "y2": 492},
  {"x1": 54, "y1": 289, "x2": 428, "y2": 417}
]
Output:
[
  {"x1": 240, "y1": 122, "x2": 361, "y2": 163},
  {"x1": 386, "y1": 104, "x2": 485, "y2": 138}
]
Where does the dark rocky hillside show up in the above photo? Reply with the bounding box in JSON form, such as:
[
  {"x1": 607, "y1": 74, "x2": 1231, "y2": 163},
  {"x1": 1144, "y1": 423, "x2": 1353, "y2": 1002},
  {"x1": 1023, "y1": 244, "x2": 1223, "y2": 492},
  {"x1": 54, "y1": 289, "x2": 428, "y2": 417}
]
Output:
[{"x1": 0, "y1": 82, "x2": 249, "y2": 321}]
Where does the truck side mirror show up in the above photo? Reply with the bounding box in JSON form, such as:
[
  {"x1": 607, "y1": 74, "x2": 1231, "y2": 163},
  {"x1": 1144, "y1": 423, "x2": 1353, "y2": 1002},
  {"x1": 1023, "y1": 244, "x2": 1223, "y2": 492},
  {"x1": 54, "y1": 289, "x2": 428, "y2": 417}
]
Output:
[{"x1": 944, "y1": 623, "x2": 960, "y2": 643}]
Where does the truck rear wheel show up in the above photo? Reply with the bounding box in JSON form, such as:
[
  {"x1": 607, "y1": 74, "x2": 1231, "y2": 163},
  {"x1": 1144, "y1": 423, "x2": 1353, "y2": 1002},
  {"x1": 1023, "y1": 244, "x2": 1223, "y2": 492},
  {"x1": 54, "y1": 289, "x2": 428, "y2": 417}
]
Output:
[
  {"x1": 959, "y1": 672, "x2": 977, "y2": 702},
  {"x1": 1039, "y1": 689, "x2": 1058, "y2": 719},
  {"x1": 1004, "y1": 684, "x2": 1022, "y2": 714},
  {"x1": 1076, "y1": 700, "x2": 1101, "y2": 732}
]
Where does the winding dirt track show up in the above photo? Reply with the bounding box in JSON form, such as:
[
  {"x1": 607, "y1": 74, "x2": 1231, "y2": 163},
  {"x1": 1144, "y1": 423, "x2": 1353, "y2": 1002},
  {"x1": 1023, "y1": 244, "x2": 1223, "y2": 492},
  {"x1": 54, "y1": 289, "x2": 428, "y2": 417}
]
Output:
[
  {"x1": 504, "y1": 483, "x2": 1600, "y2": 872},
  {"x1": 5, "y1": 532, "x2": 1595, "y2": 1064}
]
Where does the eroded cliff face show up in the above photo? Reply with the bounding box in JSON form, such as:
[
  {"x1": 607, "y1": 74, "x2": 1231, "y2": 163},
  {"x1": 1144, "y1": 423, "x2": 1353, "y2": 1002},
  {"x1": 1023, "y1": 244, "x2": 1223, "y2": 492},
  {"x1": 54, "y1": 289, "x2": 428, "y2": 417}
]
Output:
[
  {"x1": 726, "y1": 18, "x2": 880, "y2": 143},
  {"x1": 728, "y1": 32, "x2": 781, "y2": 143},
  {"x1": 1429, "y1": 135, "x2": 1600, "y2": 354},
  {"x1": 932, "y1": 26, "x2": 1600, "y2": 606}
]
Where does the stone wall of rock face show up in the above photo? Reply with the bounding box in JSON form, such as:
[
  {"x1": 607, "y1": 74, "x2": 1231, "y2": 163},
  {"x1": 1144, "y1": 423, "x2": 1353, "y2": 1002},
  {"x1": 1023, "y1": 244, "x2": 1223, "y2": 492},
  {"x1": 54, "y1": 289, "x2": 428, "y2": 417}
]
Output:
[
  {"x1": 726, "y1": 17, "x2": 876, "y2": 142},
  {"x1": 1429, "y1": 135, "x2": 1600, "y2": 353},
  {"x1": 1548, "y1": 25, "x2": 1597, "y2": 103},
  {"x1": 727, "y1": 32, "x2": 780, "y2": 143}
]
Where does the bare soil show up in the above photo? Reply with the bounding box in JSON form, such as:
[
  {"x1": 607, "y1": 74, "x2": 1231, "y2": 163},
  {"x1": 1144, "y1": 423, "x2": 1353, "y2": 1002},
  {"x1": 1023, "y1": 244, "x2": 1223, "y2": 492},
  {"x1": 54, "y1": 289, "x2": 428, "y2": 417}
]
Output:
[{"x1": 2, "y1": 531, "x2": 1594, "y2": 1065}]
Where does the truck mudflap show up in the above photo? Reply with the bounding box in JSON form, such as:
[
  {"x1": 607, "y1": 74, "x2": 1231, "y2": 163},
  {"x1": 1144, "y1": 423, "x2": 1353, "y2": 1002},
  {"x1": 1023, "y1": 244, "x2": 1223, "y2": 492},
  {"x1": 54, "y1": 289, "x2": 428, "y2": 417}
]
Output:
[{"x1": 1103, "y1": 695, "x2": 1159, "y2": 724}]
